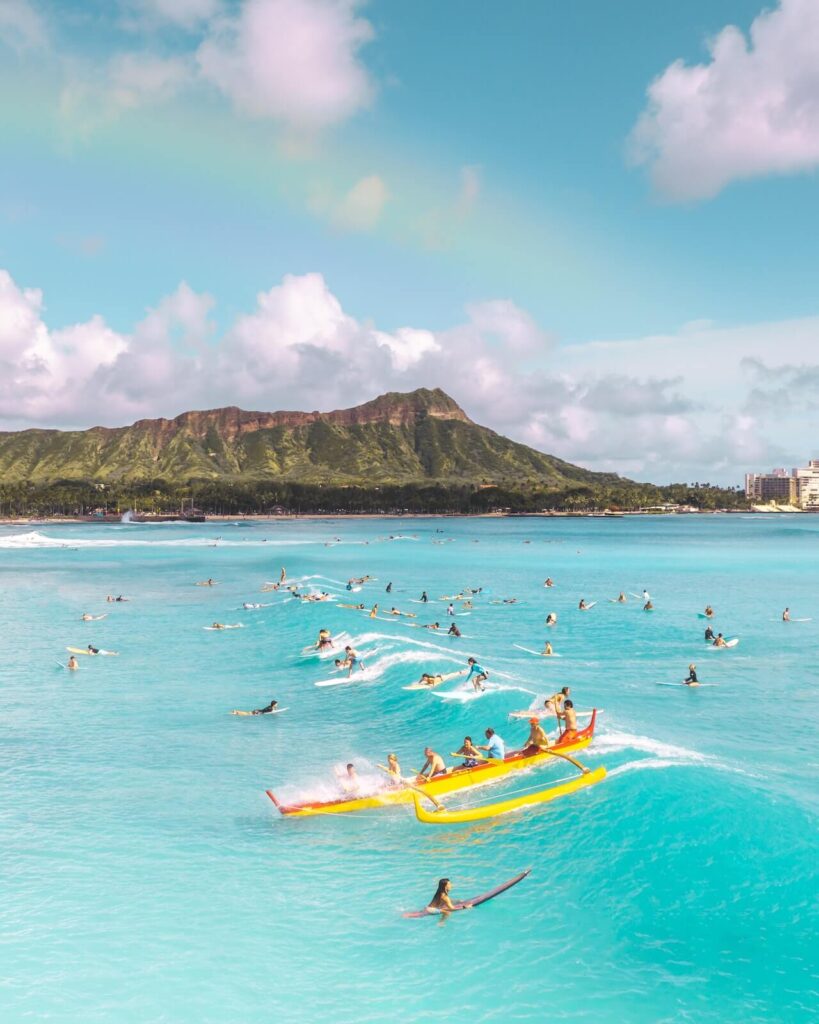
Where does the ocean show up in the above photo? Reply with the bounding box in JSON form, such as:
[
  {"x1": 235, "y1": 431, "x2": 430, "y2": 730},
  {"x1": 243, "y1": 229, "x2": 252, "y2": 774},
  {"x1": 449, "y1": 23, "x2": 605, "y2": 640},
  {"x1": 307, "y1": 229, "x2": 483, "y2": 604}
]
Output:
[{"x1": 1, "y1": 516, "x2": 816, "y2": 1023}]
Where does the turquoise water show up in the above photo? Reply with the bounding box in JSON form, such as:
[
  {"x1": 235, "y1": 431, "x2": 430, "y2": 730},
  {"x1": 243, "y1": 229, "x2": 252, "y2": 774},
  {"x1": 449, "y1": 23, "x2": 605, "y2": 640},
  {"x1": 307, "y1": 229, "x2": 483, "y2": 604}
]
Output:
[{"x1": 1, "y1": 516, "x2": 817, "y2": 1023}]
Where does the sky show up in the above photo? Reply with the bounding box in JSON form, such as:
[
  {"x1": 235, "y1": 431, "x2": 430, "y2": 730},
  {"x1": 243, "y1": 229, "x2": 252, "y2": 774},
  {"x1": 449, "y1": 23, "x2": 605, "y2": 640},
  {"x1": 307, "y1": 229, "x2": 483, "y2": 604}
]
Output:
[{"x1": 1, "y1": 0, "x2": 819, "y2": 484}]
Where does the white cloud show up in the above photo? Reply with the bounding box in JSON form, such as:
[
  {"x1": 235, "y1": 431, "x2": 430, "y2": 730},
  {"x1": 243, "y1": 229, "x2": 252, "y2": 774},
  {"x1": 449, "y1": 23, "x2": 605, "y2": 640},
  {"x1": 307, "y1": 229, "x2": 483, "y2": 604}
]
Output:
[
  {"x1": 630, "y1": 0, "x2": 819, "y2": 200},
  {"x1": 126, "y1": 0, "x2": 221, "y2": 30},
  {"x1": 197, "y1": 0, "x2": 375, "y2": 128},
  {"x1": 3, "y1": 266, "x2": 819, "y2": 483},
  {"x1": 108, "y1": 52, "x2": 193, "y2": 109},
  {"x1": 0, "y1": 0, "x2": 46, "y2": 51},
  {"x1": 330, "y1": 174, "x2": 388, "y2": 231}
]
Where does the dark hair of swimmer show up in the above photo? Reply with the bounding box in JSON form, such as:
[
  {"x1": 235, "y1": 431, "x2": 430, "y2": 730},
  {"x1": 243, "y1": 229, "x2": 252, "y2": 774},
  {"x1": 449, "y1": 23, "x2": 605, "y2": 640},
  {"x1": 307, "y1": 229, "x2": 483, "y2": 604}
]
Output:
[
  {"x1": 564, "y1": 699, "x2": 573, "y2": 708},
  {"x1": 346, "y1": 763, "x2": 354, "y2": 771},
  {"x1": 432, "y1": 878, "x2": 450, "y2": 902}
]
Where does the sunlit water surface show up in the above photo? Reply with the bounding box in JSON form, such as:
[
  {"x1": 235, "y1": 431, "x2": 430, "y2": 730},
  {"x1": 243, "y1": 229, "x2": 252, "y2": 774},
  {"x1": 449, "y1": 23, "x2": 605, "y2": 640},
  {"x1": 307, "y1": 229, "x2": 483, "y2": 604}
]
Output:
[{"x1": 1, "y1": 516, "x2": 817, "y2": 1023}]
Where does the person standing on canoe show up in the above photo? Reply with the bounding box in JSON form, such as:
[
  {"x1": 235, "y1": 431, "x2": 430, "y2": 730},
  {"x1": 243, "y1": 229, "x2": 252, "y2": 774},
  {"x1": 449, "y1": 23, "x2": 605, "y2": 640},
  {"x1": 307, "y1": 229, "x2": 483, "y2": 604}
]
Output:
[
  {"x1": 417, "y1": 748, "x2": 447, "y2": 781},
  {"x1": 479, "y1": 728, "x2": 505, "y2": 759},
  {"x1": 524, "y1": 718, "x2": 550, "y2": 752},
  {"x1": 465, "y1": 657, "x2": 488, "y2": 692},
  {"x1": 558, "y1": 700, "x2": 578, "y2": 739},
  {"x1": 683, "y1": 665, "x2": 698, "y2": 686},
  {"x1": 454, "y1": 736, "x2": 482, "y2": 768}
]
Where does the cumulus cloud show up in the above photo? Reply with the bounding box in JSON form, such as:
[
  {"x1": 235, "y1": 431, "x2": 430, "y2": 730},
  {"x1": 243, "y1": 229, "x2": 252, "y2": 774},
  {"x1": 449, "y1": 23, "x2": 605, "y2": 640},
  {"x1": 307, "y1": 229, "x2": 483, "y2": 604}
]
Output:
[
  {"x1": 2, "y1": 266, "x2": 817, "y2": 482},
  {"x1": 197, "y1": 0, "x2": 375, "y2": 129},
  {"x1": 0, "y1": 0, "x2": 46, "y2": 51},
  {"x1": 630, "y1": 0, "x2": 819, "y2": 200}
]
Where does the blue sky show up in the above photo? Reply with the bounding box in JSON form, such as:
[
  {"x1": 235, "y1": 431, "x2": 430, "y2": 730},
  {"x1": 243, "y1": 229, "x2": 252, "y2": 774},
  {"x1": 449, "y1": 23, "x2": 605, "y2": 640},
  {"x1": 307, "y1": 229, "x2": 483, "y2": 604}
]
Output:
[{"x1": 1, "y1": 0, "x2": 818, "y2": 483}]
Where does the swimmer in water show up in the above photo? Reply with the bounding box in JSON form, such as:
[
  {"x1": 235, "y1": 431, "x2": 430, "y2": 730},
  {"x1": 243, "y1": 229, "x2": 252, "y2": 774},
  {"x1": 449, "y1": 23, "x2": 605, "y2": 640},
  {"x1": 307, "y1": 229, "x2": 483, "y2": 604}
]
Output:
[
  {"x1": 544, "y1": 578, "x2": 554, "y2": 588},
  {"x1": 545, "y1": 613, "x2": 557, "y2": 626},
  {"x1": 643, "y1": 600, "x2": 654, "y2": 611},
  {"x1": 426, "y1": 878, "x2": 464, "y2": 914},
  {"x1": 578, "y1": 599, "x2": 589, "y2": 611},
  {"x1": 67, "y1": 655, "x2": 79, "y2": 671},
  {"x1": 713, "y1": 633, "x2": 727, "y2": 648}
]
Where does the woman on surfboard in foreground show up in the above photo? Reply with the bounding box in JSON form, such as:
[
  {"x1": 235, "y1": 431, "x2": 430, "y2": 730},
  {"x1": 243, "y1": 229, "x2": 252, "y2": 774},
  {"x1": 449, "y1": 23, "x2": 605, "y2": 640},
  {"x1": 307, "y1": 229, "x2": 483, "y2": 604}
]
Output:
[{"x1": 427, "y1": 878, "x2": 462, "y2": 914}]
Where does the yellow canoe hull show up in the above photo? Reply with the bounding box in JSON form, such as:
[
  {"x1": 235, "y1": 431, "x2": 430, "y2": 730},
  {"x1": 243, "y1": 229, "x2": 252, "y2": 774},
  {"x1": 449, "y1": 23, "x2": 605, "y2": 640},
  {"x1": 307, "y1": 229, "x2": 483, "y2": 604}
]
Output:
[
  {"x1": 266, "y1": 713, "x2": 597, "y2": 817},
  {"x1": 412, "y1": 765, "x2": 607, "y2": 824}
]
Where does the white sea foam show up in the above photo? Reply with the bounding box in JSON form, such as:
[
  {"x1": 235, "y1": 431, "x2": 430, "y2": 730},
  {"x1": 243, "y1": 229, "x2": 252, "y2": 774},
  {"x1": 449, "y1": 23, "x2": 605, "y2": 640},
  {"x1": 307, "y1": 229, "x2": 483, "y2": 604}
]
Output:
[{"x1": 0, "y1": 530, "x2": 319, "y2": 549}]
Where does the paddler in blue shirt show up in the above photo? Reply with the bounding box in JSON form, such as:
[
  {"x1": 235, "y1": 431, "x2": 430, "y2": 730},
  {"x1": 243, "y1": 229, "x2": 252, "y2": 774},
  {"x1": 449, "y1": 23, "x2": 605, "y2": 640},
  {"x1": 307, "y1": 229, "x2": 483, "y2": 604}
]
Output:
[{"x1": 479, "y1": 728, "x2": 505, "y2": 759}]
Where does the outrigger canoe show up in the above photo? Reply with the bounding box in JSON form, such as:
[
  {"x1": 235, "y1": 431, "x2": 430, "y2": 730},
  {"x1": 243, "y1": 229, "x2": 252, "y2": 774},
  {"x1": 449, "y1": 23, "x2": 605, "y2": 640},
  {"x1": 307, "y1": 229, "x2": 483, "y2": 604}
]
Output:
[
  {"x1": 265, "y1": 710, "x2": 598, "y2": 817},
  {"x1": 411, "y1": 764, "x2": 607, "y2": 824}
]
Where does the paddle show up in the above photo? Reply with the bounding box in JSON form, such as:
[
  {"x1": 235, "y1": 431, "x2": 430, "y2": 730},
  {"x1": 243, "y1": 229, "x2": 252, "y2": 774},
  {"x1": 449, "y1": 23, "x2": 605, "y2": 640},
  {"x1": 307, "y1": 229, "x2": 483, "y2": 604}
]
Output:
[{"x1": 377, "y1": 764, "x2": 444, "y2": 809}]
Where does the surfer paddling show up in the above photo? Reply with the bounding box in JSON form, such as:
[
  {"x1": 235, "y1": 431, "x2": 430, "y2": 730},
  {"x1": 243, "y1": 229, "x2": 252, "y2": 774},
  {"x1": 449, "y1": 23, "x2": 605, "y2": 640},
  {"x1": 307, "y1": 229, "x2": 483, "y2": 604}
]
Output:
[
  {"x1": 683, "y1": 664, "x2": 699, "y2": 686},
  {"x1": 427, "y1": 878, "x2": 461, "y2": 914},
  {"x1": 231, "y1": 699, "x2": 280, "y2": 716}
]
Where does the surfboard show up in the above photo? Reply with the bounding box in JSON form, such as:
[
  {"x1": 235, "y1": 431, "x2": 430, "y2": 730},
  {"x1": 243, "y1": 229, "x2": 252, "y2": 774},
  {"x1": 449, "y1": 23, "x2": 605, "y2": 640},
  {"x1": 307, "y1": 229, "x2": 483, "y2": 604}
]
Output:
[
  {"x1": 656, "y1": 681, "x2": 718, "y2": 687},
  {"x1": 231, "y1": 707, "x2": 288, "y2": 715},
  {"x1": 403, "y1": 869, "x2": 531, "y2": 918},
  {"x1": 203, "y1": 624, "x2": 244, "y2": 630},
  {"x1": 579, "y1": 602, "x2": 597, "y2": 611},
  {"x1": 66, "y1": 646, "x2": 119, "y2": 656},
  {"x1": 512, "y1": 644, "x2": 561, "y2": 658},
  {"x1": 697, "y1": 612, "x2": 716, "y2": 619}
]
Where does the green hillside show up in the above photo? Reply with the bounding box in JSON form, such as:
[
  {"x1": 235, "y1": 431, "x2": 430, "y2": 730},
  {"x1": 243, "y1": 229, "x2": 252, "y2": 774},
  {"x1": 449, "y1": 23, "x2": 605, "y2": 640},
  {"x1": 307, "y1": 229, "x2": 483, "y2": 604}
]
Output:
[{"x1": 0, "y1": 388, "x2": 622, "y2": 489}]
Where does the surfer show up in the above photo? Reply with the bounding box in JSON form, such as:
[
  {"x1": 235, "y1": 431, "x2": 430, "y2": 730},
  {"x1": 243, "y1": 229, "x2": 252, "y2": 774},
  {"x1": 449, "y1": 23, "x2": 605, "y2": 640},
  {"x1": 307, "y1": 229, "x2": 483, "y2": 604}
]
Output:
[
  {"x1": 422, "y1": 622, "x2": 441, "y2": 631},
  {"x1": 454, "y1": 736, "x2": 482, "y2": 768},
  {"x1": 713, "y1": 633, "x2": 727, "y2": 648},
  {"x1": 465, "y1": 657, "x2": 488, "y2": 692},
  {"x1": 420, "y1": 591, "x2": 429, "y2": 603},
  {"x1": 545, "y1": 686, "x2": 570, "y2": 715},
  {"x1": 339, "y1": 602, "x2": 366, "y2": 610},
  {"x1": 643, "y1": 600, "x2": 654, "y2": 611},
  {"x1": 280, "y1": 567, "x2": 287, "y2": 583},
  {"x1": 578, "y1": 599, "x2": 589, "y2": 611},
  {"x1": 704, "y1": 605, "x2": 714, "y2": 618},
  {"x1": 427, "y1": 878, "x2": 460, "y2": 914},
  {"x1": 67, "y1": 655, "x2": 79, "y2": 671},
  {"x1": 524, "y1": 718, "x2": 551, "y2": 752},
  {"x1": 414, "y1": 672, "x2": 445, "y2": 687},
  {"x1": 336, "y1": 645, "x2": 364, "y2": 677},
  {"x1": 417, "y1": 748, "x2": 447, "y2": 781},
  {"x1": 542, "y1": 641, "x2": 553, "y2": 656},
  {"x1": 386, "y1": 582, "x2": 393, "y2": 593},
  {"x1": 544, "y1": 577, "x2": 554, "y2": 588},
  {"x1": 231, "y1": 699, "x2": 279, "y2": 715},
  {"x1": 683, "y1": 665, "x2": 699, "y2": 686},
  {"x1": 210, "y1": 622, "x2": 226, "y2": 630},
  {"x1": 369, "y1": 604, "x2": 379, "y2": 619},
  {"x1": 704, "y1": 625, "x2": 715, "y2": 642},
  {"x1": 316, "y1": 629, "x2": 333, "y2": 650},
  {"x1": 87, "y1": 644, "x2": 100, "y2": 655},
  {"x1": 642, "y1": 589, "x2": 650, "y2": 601},
  {"x1": 447, "y1": 623, "x2": 462, "y2": 637},
  {"x1": 446, "y1": 603, "x2": 455, "y2": 616},
  {"x1": 617, "y1": 592, "x2": 626, "y2": 603},
  {"x1": 558, "y1": 700, "x2": 578, "y2": 739},
  {"x1": 782, "y1": 607, "x2": 791, "y2": 622},
  {"x1": 546, "y1": 613, "x2": 557, "y2": 626},
  {"x1": 479, "y1": 728, "x2": 505, "y2": 759}
]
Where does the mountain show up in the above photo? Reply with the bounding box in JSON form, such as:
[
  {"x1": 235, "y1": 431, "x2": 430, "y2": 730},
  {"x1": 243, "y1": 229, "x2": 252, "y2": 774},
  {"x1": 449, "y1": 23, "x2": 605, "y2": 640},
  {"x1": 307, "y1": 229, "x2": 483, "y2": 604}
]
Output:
[{"x1": 0, "y1": 388, "x2": 621, "y2": 489}]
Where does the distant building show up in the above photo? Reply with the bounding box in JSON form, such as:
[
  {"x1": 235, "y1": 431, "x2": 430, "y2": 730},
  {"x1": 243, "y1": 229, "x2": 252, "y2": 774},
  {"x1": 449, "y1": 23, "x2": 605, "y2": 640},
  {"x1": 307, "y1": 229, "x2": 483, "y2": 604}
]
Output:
[{"x1": 746, "y1": 459, "x2": 819, "y2": 508}]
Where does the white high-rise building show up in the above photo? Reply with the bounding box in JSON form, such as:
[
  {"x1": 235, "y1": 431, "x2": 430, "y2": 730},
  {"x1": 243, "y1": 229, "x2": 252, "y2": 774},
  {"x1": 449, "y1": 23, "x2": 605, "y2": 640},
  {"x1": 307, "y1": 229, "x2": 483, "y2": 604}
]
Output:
[{"x1": 793, "y1": 460, "x2": 819, "y2": 510}]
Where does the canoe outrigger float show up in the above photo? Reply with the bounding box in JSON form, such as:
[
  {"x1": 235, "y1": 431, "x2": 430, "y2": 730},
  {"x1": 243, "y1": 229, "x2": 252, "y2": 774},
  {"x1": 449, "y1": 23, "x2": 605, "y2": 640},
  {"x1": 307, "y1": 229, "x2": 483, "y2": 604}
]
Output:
[
  {"x1": 266, "y1": 710, "x2": 598, "y2": 817},
  {"x1": 411, "y1": 763, "x2": 607, "y2": 824}
]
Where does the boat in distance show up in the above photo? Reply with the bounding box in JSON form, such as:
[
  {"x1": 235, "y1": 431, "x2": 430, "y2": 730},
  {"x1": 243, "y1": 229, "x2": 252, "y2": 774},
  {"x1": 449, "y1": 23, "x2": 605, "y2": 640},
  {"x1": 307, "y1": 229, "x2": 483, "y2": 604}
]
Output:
[
  {"x1": 412, "y1": 764, "x2": 607, "y2": 824},
  {"x1": 266, "y1": 710, "x2": 598, "y2": 817}
]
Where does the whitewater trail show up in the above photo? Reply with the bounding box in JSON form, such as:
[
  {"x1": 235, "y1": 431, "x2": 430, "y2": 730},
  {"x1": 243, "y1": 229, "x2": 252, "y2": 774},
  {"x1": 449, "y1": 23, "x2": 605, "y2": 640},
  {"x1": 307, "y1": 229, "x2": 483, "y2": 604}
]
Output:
[
  {"x1": 0, "y1": 530, "x2": 320, "y2": 549},
  {"x1": 314, "y1": 649, "x2": 460, "y2": 687}
]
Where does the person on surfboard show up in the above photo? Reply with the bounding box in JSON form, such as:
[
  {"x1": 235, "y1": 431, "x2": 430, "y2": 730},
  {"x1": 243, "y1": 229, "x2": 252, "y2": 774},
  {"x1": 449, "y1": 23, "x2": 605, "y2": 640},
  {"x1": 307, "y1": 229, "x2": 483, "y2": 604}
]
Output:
[
  {"x1": 427, "y1": 878, "x2": 462, "y2": 913},
  {"x1": 231, "y1": 699, "x2": 279, "y2": 715},
  {"x1": 705, "y1": 625, "x2": 715, "y2": 641},
  {"x1": 545, "y1": 686, "x2": 570, "y2": 714},
  {"x1": 683, "y1": 665, "x2": 698, "y2": 686},
  {"x1": 67, "y1": 655, "x2": 79, "y2": 671},
  {"x1": 447, "y1": 623, "x2": 461, "y2": 637},
  {"x1": 465, "y1": 658, "x2": 488, "y2": 692},
  {"x1": 782, "y1": 607, "x2": 791, "y2": 621},
  {"x1": 713, "y1": 633, "x2": 728, "y2": 647},
  {"x1": 541, "y1": 641, "x2": 554, "y2": 656},
  {"x1": 578, "y1": 599, "x2": 589, "y2": 610}
]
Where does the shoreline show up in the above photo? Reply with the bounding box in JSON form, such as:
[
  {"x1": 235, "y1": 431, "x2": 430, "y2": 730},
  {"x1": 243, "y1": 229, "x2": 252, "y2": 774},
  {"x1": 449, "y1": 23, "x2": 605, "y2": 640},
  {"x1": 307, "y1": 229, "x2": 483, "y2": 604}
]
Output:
[{"x1": 0, "y1": 509, "x2": 791, "y2": 526}]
